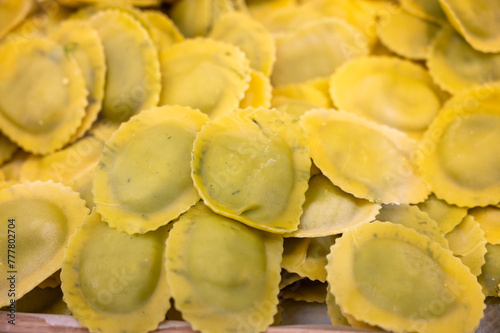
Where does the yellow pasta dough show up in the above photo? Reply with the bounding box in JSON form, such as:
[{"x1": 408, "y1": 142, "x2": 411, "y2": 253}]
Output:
[
  {"x1": 0, "y1": 181, "x2": 88, "y2": 305},
  {"x1": 327, "y1": 221, "x2": 485, "y2": 333},
  {"x1": 166, "y1": 202, "x2": 282, "y2": 333},
  {"x1": 0, "y1": 37, "x2": 88, "y2": 154},
  {"x1": 192, "y1": 107, "x2": 310, "y2": 233},
  {"x1": 93, "y1": 106, "x2": 208, "y2": 234}
]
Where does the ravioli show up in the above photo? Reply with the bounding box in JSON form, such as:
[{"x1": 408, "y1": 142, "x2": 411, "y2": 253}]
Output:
[
  {"x1": 285, "y1": 174, "x2": 380, "y2": 238},
  {"x1": 417, "y1": 193, "x2": 468, "y2": 234},
  {"x1": 439, "y1": 0, "x2": 500, "y2": 52},
  {"x1": 49, "y1": 19, "x2": 106, "y2": 141},
  {"x1": 166, "y1": 202, "x2": 282, "y2": 333},
  {"x1": 159, "y1": 38, "x2": 251, "y2": 119},
  {"x1": 0, "y1": 37, "x2": 88, "y2": 154},
  {"x1": 377, "y1": 8, "x2": 441, "y2": 60},
  {"x1": 89, "y1": 10, "x2": 161, "y2": 122},
  {"x1": 428, "y1": 26, "x2": 500, "y2": 94},
  {"x1": 93, "y1": 106, "x2": 208, "y2": 234},
  {"x1": 61, "y1": 210, "x2": 170, "y2": 333},
  {"x1": 330, "y1": 56, "x2": 446, "y2": 137},
  {"x1": 0, "y1": 181, "x2": 89, "y2": 306},
  {"x1": 418, "y1": 83, "x2": 500, "y2": 207},
  {"x1": 271, "y1": 18, "x2": 369, "y2": 86},
  {"x1": 209, "y1": 12, "x2": 276, "y2": 76},
  {"x1": 327, "y1": 221, "x2": 485, "y2": 333},
  {"x1": 470, "y1": 206, "x2": 500, "y2": 245},
  {"x1": 302, "y1": 109, "x2": 429, "y2": 204},
  {"x1": 192, "y1": 107, "x2": 310, "y2": 233}
]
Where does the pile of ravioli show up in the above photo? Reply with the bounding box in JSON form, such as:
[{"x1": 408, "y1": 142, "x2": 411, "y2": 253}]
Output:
[{"x1": 0, "y1": 0, "x2": 500, "y2": 333}]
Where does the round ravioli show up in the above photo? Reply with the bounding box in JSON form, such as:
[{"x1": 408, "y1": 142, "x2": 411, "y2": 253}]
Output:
[
  {"x1": 285, "y1": 174, "x2": 380, "y2": 238},
  {"x1": 166, "y1": 202, "x2": 282, "y2": 333},
  {"x1": 93, "y1": 106, "x2": 208, "y2": 235},
  {"x1": 439, "y1": 0, "x2": 500, "y2": 52},
  {"x1": 330, "y1": 56, "x2": 446, "y2": 137},
  {"x1": 377, "y1": 204, "x2": 449, "y2": 248},
  {"x1": 418, "y1": 83, "x2": 500, "y2": 207},
  {"x1": 417, "y1": 193, "x2": 468, "y2": 234},
  {"x1": 327, "y1": 221, "x2": 485, "y2": 333},
  {"x1": 0, "y1": 181, "x2": 89, "y2": 306},
  {"x1": 271, "y1": 17, "x2": 369, "y2": 86},
  {"x1": 159, "y1": 38, "x2": 251, "y2": 119},
  {"x1": 90, "y1": 10, "x2": 161, "y2": 123},
  {"x1": 0, "y1": 0, "x2": 33, "y2": 39},
  {"x1": 49, "y1": 19, "x2": 107, "y2": 141},
  {"x1": 61, "y1": 210, "x2": 170, "y2": 333},
  {"x1": 377, "y1": 8, "x2": 441, "y2": 60},
  {"x1": 209, "y1": 12, "x2": 275, "y2": 76},
  {"x1": 470, "y1": 206, "x2": 500, "y2": 245},
  {"x1": 0, "y1": 37, "x2": 88, "y2": 154},
  {"x1": 428, "y1": 26, "x2": 500, "y2": 94},
  {"x1": 192, "y1": 107, "x2": 311, "y2": 233},
  {"x1": 301, "y1": 109, "x2": 429, "y2": 204}
]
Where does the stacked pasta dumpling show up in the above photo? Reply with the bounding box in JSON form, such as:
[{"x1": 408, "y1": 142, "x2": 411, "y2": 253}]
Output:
[{"x1": 0, "y1": 1, "x2": 499, "y2": 333}]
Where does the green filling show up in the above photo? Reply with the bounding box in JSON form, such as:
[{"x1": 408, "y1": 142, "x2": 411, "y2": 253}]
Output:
[
  {"x1": 438, "y1": 114, "x2": 500, "y2": 189},
  {"x1": 201, "y1": 131, "x2": 294, "y2": 223},
  {"x1": 0, "y1": 45, "x2": 68, "y2": 133},
  {"x1": 79, "y1": 222, "x2": 163, "y2": 313},
  {"x1": 0, "y1": 199, "x2": 66, "y2": 277},
  {"x1": 110, "y1": 124, "x2": 195, "y2": 214},
  {"x1": 187, "y1": 214, "x2": 267, "y2": 311},
  {"x1": 354, "y1": 238, "x2": 454, "y2": 319}
]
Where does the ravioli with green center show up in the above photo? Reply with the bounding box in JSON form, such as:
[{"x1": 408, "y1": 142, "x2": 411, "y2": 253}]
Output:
[
  {"x1": 418, "y1": 83, "x2": 500, "y2": 207},
  {"x1": 61, "y1": 210, "x2": 170, "y2": 333},
  {"x1": 327, "y1": 221, "x2": 485, "y2": 333},
  {"x1": 302, "y1": 109, "x2": 429, "y2": 204},
  {"x1": 192, "y1": 107, "x2": 310, "y2": 233},
  {"x1": 0, "y1": 181, "x2": 88, "y2": 306},
  {"x1": 166, "y1": 202, "x2": 282, "y2": 333},
  {"x1": 93, "y1": 105, "x2": 208, "y2": 234}
]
